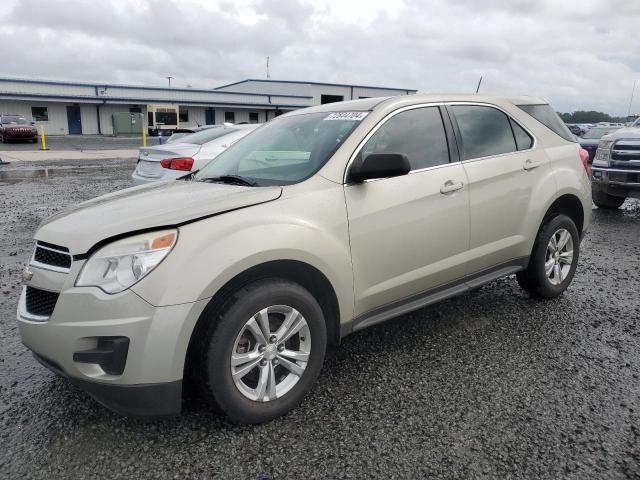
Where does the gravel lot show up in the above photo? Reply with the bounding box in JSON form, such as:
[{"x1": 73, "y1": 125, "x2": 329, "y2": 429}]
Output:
[{"x1": 1, "y1": 158, "x2": 639, "y2": 479}]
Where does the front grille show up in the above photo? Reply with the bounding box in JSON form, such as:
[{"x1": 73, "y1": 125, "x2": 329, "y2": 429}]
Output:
[
  {"x1": 25, "y1": 286, "x2": 59, "y2": 318},
  {"x1": 31, "y1": 242, "x2": 71, "y2": 271},
  {"x1": 611, "y1": 140, "x2": 640, "y2": 162}
]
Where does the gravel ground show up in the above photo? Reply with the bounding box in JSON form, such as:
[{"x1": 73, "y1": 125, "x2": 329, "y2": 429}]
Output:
[
  {"x1": 1, "y1": 159, "x2": 639, "y2": 479},
  {"x1": 0, "y1": 135, "x2": 159, "y2": 152}
]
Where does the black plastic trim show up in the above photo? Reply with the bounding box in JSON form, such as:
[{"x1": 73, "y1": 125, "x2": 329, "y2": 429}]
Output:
[
  {"x1": 73, "y1": 337, "x2": 129, "y2": 376},
  {"x1": 341, "y1": 257, "x2": 529, "y2": 337},
  {"x1": 31, "y1": 352, "x2": 182, "y2": 417}
]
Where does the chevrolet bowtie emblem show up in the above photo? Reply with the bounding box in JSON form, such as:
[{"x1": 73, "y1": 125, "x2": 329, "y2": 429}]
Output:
[{"x1": 22, "y1": 268, "x2": 34, "y2": 282}]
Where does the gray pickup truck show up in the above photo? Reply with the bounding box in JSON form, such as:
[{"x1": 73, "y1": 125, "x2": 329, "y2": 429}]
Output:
[{"x1": 591, "y1": 118, "x2": 640, "y2": 208}]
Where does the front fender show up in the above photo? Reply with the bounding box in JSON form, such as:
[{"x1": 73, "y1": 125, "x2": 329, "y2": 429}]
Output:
[{"x1": 131, "y1": 185, "x2": 354, "y2": 324}]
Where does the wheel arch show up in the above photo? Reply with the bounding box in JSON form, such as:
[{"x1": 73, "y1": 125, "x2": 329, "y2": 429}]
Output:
[
  {"x1": 544, "y1": 193, "x2": 585, "y2": 236},
  {"x1": 184, "y1": 260, "x2": 342, "y2": 379}
]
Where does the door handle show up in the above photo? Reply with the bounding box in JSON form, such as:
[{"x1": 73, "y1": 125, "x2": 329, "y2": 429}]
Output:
[
  {"x1": 440, "y1": 180, "x2": 464, "y2": 194},
  {"x1": 523, "y1": 159, "x2": 542, "y2": 171}
]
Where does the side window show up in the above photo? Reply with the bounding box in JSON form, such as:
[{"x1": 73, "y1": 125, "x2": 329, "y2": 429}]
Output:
[
  {"x1": 510, "y1": 118, "x2": 533, "y2": 151},
  {"x1": 452, "y1": 105, "x2": 517, "y2": 160},
  {"x1": 361, "y1": 107, "x2": 450, "y2": 170}
]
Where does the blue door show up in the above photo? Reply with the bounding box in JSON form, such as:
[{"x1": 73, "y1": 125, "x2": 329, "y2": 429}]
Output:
[
  {"x1": 205, "y1": 109, "x2": 215, "y2": 125},
  {"x1": 66, "y1": 105, "x2": 82, "y2": 134}
]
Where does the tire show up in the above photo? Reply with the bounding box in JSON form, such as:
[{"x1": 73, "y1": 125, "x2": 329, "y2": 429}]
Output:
[
  {"x1": 592, "y1": 190, "x2": 625, "y2": 209},
  {"x1": 195, "y1": 279, "x2": 327, "y2": 424},
  {"x1": 516, "y1": 214, "x2": 580, "y2": 299}
]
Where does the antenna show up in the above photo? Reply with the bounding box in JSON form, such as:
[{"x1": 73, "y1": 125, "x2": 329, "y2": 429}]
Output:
[
  {"x1": 475, "y1": 76, "x2": 483, "y2": 94},
  {"x1": 266, "y1": 56, "x2": 270, "y2": 79},
  {"x1": 166, "y1": 76, "x2": 174, "y2": 88},
  {"x1": 627, "y1": 79, "x2": 637, "y2": 117}
]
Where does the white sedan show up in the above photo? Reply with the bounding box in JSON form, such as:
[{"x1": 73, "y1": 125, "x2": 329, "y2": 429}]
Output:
[{"x1": 132, "y1": 124, "x2": 260, "y2": 184}]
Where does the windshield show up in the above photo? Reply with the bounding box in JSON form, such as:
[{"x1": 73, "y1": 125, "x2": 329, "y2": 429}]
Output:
[
  {"x1": 196, "y1": 112, "x2": 364, "y2": 186},
  {"x1": 2, "y1": 117, "x2": 29, "y2": 125},
  {"x1": 177, "y1": 126, "x2": 237, "y2": 145},
  {"x1": 582, "y1": 127, "x2": 619, "y2": 139}
]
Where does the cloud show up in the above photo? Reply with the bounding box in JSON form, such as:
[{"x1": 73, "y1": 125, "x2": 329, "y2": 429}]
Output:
[{"x1": 0, "y1": 0, "x2": 638, "y2": 115}]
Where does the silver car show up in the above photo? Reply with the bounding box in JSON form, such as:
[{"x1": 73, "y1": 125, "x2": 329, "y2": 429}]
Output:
[{"x1": 132, "y1": 124, "x2": 260, "y2": 184}]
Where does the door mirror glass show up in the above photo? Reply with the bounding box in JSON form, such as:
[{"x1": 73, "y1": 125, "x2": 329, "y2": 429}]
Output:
[{"x1": 349, "y1": 153, "x2": 410, "y2": 183}]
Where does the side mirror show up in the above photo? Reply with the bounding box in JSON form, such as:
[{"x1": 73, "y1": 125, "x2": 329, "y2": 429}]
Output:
[{"x1": 349, "y1": 153, "x2": 410, "y2": 183}]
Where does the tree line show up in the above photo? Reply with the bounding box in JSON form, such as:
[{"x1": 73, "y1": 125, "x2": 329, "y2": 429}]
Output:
[{"x1": 558, "y1": 110, "x2": 629, "y2": 123}]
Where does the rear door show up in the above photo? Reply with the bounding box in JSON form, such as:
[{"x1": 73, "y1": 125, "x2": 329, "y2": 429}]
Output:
[
  {"x1": 448, "y1": 104, "x2": 550, "y2": 275},
  {"x1": 344, "y1": 105, "x2": 470, "y2": 317}
]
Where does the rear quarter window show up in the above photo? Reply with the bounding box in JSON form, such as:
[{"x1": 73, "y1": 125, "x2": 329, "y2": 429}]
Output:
[{"x1": 517, "y1": 104, "x2": 575, "y2": 143}]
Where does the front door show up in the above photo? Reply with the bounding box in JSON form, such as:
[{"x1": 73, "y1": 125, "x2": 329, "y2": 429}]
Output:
[
  {"x1": 66, "y1": 105, "x2": 82, "y2": 134},
  {"x1": 205, "y1": 109, "x2": 215, "y2": 125},
  {"x1": 344, "y1": 106, "x2": 470, "y2": 317}
]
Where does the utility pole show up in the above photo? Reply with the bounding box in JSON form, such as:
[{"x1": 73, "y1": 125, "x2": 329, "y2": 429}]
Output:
[
  {"x1": 627, "y1": 79, "x2": 637, "y2": 117},
  {"x1": 166, "y1": 76, "x2": 174, "y2": 88},
  {"x1": 475, "y1": 76, "x2": 483, "y2": 94},
  {"x1": 266, "y1": 57, "x2": 270, "y2": 79}
]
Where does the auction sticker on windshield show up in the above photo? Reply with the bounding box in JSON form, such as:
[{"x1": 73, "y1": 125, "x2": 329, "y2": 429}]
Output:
[{"x1": 324, "y1": 112, "x2": 369, "y2": 121}]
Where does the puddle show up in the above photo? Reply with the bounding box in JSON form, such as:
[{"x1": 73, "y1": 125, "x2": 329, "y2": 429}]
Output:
[{"x1": 0, "y1": 165, "x2": 123, "y2": 184}]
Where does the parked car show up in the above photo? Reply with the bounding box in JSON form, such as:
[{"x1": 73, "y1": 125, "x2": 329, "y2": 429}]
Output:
[
  {"x1": 18, "y1": 95, "x2": 591, "y2": 423},
  {"x1": 0, "y1": 115, "x2": 38, "y2": 143},
  {"x1": 591, "y1": 117, "x2": 640, "y2": 208},
  {"x1": 166, "y1": 125, "x2": 218, "y2": 144},
  {"x1": 578, "y1": 126, "x2": 622, "y2": 162},
  {"x1": 132, "y1": 124, "x2": 260, "y2": 184},
  {"x1": 567, "y1": 123, "x2": 587, "y2": 136}
]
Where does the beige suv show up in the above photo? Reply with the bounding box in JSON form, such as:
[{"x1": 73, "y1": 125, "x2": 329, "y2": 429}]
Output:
[{"x1": 17, "y1": 95, "x2": 591, "y2": 423}]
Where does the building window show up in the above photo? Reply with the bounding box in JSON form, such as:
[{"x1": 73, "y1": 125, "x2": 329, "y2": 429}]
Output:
[
  {"x1": 274, "y1": 110, "x2": 283, "y2": 117},
  {"x1": 31, "y1": 106, "x2": 48, "y2": 121},
  {"x1": 224, "y1": 111, "x2": 235, "y2": 123},
  {"x1": 249, "y1": 112, "x2": 259, "y2": 124},
  {"x1": 179, "y1": 107, "x2": 189, "y2": 123},
  {"x1": 321, "y1": 94, "x2": 344, "y2": 104},
  {"x1": 129, "y1": 106, "x2": 142, "y2": 113}
]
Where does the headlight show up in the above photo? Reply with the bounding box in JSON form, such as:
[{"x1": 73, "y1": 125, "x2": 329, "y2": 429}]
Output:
[
  {"x1": 76, "y1": 229, "x2": 177, "y2": 294},
  {"x1": 593, "y1": 139, "x2": 614, "y2": 166}
]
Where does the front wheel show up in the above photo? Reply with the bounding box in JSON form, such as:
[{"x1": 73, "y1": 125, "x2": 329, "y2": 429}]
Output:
[
  {"x1": 592, "y1": 190, "x2": 625, "y2": 209},
  {"x1": 195, "y1": 279, "x2": 327, "y2": 424},
  {"x1": 516, "y1": 214, "x2": 580, "y2": 298}
]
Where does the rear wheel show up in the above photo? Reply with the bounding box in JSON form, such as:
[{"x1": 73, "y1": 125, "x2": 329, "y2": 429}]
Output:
[
  {"x1": 516, "y1": 214, "x2": 580, "y2": 298},
  {"x1": 592, "y1": 190, "x2": 625, "y2": 209},
  {"x1": 195, "y1": 279, "x2": 327, "y2": 424}
]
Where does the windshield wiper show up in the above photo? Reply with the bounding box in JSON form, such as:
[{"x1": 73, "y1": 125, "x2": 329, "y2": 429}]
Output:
[
  {"x1": 200, "y1": 175, "x2": 257, "y2": 187},
  {"x1": 178, "y1": 169, "x2": 200, "y2": 181}
]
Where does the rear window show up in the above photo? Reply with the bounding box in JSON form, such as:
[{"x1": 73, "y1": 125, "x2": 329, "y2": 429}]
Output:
[
  {"x1": 517, "y1": 104, "x2": 575, "y2": 142},
  {"x1": 179, "y1": 127, "x2": 238, "y2": 145}
]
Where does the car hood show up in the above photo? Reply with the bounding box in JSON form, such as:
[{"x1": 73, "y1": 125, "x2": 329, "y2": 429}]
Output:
[
  {"x1": 602, "y1": 127, "x2": 640, "y2": 140},
  {"x1": 36, "y1": 181, "x2": 283, "y2": 254}
]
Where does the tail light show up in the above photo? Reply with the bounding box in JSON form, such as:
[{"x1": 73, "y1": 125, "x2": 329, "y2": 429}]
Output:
[
  {"x1": 160, "y1": 157, "x2": 194, "y2": 171},
  {"x1": 579, "y1": 148, "x2": 590, "y2": 177}
]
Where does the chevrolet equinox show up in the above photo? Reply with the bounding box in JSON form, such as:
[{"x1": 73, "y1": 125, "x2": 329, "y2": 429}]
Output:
[{"x1": 18, "y1": 95, "x2": 592, "y2": 423}]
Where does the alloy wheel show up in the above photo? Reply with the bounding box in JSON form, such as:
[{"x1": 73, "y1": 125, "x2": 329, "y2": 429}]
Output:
[
  {"x1": 231, "y1": 305, "x2": 311, "y2": 402},
  {"x1": 545, "y1": 228, "x2": 574, "y2": 285}
]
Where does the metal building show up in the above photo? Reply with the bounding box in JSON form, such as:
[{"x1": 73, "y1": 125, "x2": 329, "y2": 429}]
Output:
[{"x1": 0, "y1": 77, "x2": 416, "y2": 136}]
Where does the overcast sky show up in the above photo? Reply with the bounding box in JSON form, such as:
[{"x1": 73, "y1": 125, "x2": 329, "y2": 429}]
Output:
[{"x1": 1, "y1": 0, "x2": 639, "y2": 115}]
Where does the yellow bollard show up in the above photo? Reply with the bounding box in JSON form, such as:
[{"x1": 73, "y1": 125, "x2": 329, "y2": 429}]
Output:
[
  {"x1": 39, "y1": 125, "x2": 49, "y2": 151},
  {"x1": 142, "y1": 123, "x2": 147, "y2": 147}
]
